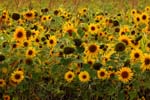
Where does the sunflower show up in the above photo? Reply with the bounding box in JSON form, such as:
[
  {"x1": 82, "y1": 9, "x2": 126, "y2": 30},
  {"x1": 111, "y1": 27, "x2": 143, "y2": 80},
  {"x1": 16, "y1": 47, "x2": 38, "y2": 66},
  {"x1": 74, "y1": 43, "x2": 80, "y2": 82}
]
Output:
[
  {"x1": 88, "y1": 23, "x2": 98, "y2": 34},
  {"x1": 64, "y1": 71, "x2": 75, "y2": 82},
  {"x1": 0, "y1": 79, "x2": 6, "y2": 87},
  {"x1": 41, "y1": 15, "x2": 48, "y2": 22},
  {"x1": 130, "y1": 49, "x2": 143, "y2": 62},
  {"x1": 141, "y1": 54, "x2": 150, "y2": 71},
  {"x1": 26, "y1": 47, "x2": 36, "y2": 58},
  {"x1": 1, "y1": 67, "x2": 8, "y2": 74},
  {"x1": 13, "y1": 27, "x2": 26, "y2": 42},
  {"x1": 133, "y1": 14, "x2": 141, "y2": 24},
  {"x1": 97, "y1": 68, "x2": 108, "y2": 80},
  {"x1": 78, "y1": 7, "x2": 88, "y2": 16},
  {"x1": 22, "y1": 40, "x2": 31, "y2": 47},
  {"x1": 146, "y1": 42, "x2": 150, "y2": 51},
  {"x1": 130, "y1": 40, "x2": 140, "y2": 49},
  {"x1": 118, "y1": 35, "x2": 131, "y2": 46},
  {"x1": 140, "y1": 12, "x2": 149, "y2": 23},
  {"x1": 117, "y1": 67, "x2": 133, "y2": 83},
  {"x1": 63, "y1": 23, "x2": 77, "y2": 37},
  {"x1": 114, "y1": 42, "x2": 126, "y2": 52},
  {"x1": 23, "y1": 10, "x2": 35, "y2": 21},
  {"x1": 3, "y1": 95, "x2": 10, "y2": 100},
  {"x1": 145, "y1": 6, "x2": 150, "y2": 11},
  {"x1": 31, "y1": 30, "x2": 39, "y2": 39},
  {"x1": 78, "y1": 71, "x2": 90, "y2": 82},
  {"x1": 84, "y1": 43, "x2": 99, "y2": 59},
  {"x1": 83, "y1": 58, "x2": 95, "y2": 68},
  {"x1": 107, "y1": 71, "x2": 116, "y2": 79},
  {"x1": 10, "y1": 70, "x2": 24, "y2": 83},
  {"x1": 47, "y1": 36, "x2": 57, "y2": 47}
]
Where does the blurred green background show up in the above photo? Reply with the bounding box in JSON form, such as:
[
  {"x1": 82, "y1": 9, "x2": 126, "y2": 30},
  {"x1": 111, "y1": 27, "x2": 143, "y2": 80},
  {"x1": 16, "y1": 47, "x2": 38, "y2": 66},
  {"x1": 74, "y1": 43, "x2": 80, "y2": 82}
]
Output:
[{"x1": 0, "y1": 0, "x2": 150, "y2": 12}]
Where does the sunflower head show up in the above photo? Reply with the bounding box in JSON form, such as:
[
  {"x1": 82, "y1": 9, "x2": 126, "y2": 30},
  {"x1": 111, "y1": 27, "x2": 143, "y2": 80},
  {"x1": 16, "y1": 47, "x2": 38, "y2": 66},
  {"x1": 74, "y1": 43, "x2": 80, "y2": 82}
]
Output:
[
  {"x1": 47, "y1": 36, "x2": 57, "y2": 47},
  {"x1": 0, "y1": 79, "x2": 6, "y2": 87},
  {"x1": 97, "y1": 68, "x2": 108, "y2": 80},
  {"x1": 115, "y1": 42, "x2": 126, "y2": 52},
  {"x1": 130, "y1": 49, "x2": 143, "y2": 62},
  {"x1": 117, "y1": 67, "x2": 133, "y2": 83},
  {"x1": 64, "y1": 71, "x2": 75, "y2": 82},
  {"x1": 23, "y1": 10, "x2": 35, "y2": 21},
  {"x1": 88, "y1": 23, "x2": 98, "y2": 34},
  {"x1": 119, "y1": 35, "x2": 131, "y2": 46},
  {"x1": 3, "y1": 95, "x2": 11, "y2": 100},
  {"x1": 141, "y1": 54, "x2": 150, "y2": 71},
  {"x1": 85, "y1": 43, "x2": 99, "y2": 59},
  {"x1": 10, "y1": 70, "x2": 24, "y2": 85},
  {"x1": 26, "y1": 47, "x2": 36, "y2": 58},
  {"x1": 78, "y1": 71, "x2": 90, "y2": 82},
  {"x1": 13, "y1": 27, "x2": 26, "y2": 42}
]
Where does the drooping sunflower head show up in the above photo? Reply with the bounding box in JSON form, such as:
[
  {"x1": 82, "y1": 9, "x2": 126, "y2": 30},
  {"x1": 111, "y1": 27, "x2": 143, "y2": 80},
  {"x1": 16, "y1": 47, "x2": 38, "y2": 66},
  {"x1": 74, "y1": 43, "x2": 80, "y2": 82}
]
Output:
[
  {"x1": 92, "y1": 62, "x2": 103, "y2": 70},
  {"x1": 117, "y1": 67, "x2": 133, "y2": 83},
  {"x1": 97, "y1": 68, "x2": 108, "y2": 80},
  {"x1": 64, "y1": 71, "x2": 75, "y2": 82},
  {"x1": 78, "y1": 71, "x2": 90, "y2": 82},
  {"x1": 114, "y1": 42, "x2": 126, "y2": 52},
  {"x1": 13, "y1": 27, "x2": 26, "y2": 42},
  {"x1": 26, "y1": 47, "x2": 36, "y2": 58}
]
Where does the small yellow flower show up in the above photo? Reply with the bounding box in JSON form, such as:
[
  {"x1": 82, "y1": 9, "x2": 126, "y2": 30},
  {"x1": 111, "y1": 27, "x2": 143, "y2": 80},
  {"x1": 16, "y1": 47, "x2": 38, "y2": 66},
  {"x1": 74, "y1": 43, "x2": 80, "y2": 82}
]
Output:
[
  {"x1": 78, "y1": 71, "x2": 90, "y2": 82},
  {"x1": 64, "y1": 71, "x2": 75, "y2": 82}
]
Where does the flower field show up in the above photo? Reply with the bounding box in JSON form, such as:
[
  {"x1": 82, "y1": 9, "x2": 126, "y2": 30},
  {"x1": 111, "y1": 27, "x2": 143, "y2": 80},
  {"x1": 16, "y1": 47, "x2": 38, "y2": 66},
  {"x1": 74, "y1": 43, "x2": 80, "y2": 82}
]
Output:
[{"x1": 1, "y1": 0, "x2": 150, "y2": 100}]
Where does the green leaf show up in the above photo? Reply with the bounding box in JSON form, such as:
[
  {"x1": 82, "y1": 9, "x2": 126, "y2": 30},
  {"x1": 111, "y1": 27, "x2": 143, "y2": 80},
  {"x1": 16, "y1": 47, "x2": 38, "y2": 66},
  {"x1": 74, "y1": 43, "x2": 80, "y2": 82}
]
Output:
[
  {"x1": 76, "y1": 46, "x2": 85, "y2": 53},
  {"x1": 60, "y1": 58, "x2": 73, "y2": 65},
  {"x1": 129, "y1": 91, "x2": 137, "y2": 100},
  {"x1": 118, "y1": 90, "x2": 125, "y2": 100},
  {"x1": 77, "y1": 27, "x2": 85, "y2": 37},
  {"x1": 51, "y1": 64, "x2": 60, "y2": 73}
]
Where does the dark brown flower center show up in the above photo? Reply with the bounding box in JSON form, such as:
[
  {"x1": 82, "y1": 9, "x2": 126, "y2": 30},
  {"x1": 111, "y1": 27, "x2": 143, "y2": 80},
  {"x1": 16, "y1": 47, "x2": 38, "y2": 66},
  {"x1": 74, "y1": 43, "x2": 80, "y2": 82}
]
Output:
[
  {"x1": 82, "y1": 75, "x2": 87, "y2": 79},
  {"x1": 121, "y1": 71, "x2": 129, "y2": 79},
  {"x1": 100, "y1": 72, "x2": 105, "y2": 77},
  {"x1": 17, "y1": 31, "x2": 23, "y2": 38},
  {"x1": 142, "y1": 15, "x2": 146, "y2": 20},
  {"x1": 67, "y1": 29, "x2": 73, "y2": 36},
  {"x1": 68, "y1": 74, "x2": 72, "y2": 78},
  {"x1": 26, "y1": 13, "x2": 32, "y2": 17},
  {"x1": 144, "y1": 58, "x2": 150, "y2": 65},
  {"x1": 15, "y1": 74, "x2": 21, "y2": 79},
  {"x1": 91, "y1": 26, "x2": 95, "y2": 31},
  {"x1": 147, "y1": 43, "x2": 150, "y2": 48},
  {"x1": 134, "y1": 53, "x2": 140, "y2": 58},
  {"x1": 89, "y1": 45, "x2": 97, "y2": 53},
  {"x1": 0, "y1": 81, "x2": 3, "y2": 84},
  {"x1": 28, "y1": 50, "x2": 33, "y2": 55},
  {"x1": 122, "y1": 39, "x2": 129, "y2": 45},
  {"x1": 49, "y1": 39, "x2": 54, "y2": 44}
]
